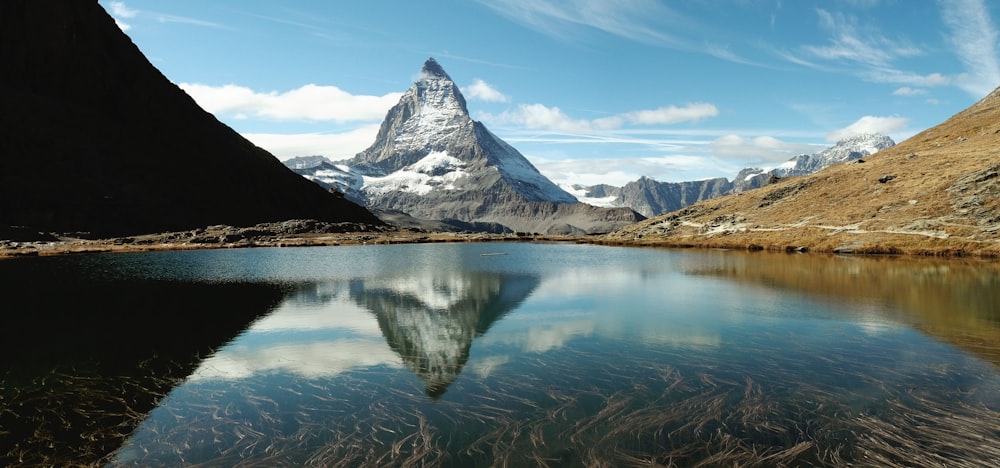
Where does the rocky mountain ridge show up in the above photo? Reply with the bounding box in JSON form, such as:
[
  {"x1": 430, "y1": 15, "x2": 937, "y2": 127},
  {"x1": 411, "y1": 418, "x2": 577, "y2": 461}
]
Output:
[
  {"x1": 571, "y1": 133, "x2": 895, "y2": 217},
  {"x1": 289, "y1": 58, "x2": 643, "y2": 234}
]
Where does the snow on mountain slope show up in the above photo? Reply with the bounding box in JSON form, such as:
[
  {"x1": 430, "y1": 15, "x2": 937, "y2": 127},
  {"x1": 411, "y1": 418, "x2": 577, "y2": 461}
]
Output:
[
  {"x1": 568, "y1": 134, "x2": 895, "y2": 218},
  {"x1": 731, "y1": 133, "x2": 895, "y2": 192},
  {"x1": 363, "y1": 151, "x2": 469, "y2": 196},
  {"x1": 562, "y1": 184, "x2": 620, "y2": 208},
  {"x1": 286, "y1": 58, "x2": 641, "y2": 234}
]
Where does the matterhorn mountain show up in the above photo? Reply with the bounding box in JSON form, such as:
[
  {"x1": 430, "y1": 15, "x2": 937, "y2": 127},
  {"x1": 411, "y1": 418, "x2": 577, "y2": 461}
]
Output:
[
  {"x1": 288, "y1": 58, "x2": 643, "y2": 234},
  {"x1": 570, "y1": 133, "x2": 895, "y2": 218},
  {"x1": 349, "y1": 271, "x2": 539, "y2": 399}
]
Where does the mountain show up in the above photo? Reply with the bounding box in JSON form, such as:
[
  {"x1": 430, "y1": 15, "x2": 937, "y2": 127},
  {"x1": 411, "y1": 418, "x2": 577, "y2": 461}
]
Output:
[
  {"x1": 0, "y1": 0, "x2": 381, "y2": 239},
  {"x1": 604, "y1": 87, "x2": 1000, "y2": 257},
  {"x1": 289, "y1": 58, "x2": 643, "y2": 234},
  {"x1": 348, "y1": 271, "x2": 539, "y2": 399},
  {"x1": 729, "y1": 133, "x2": 895, "y2": 193},
  {"x1": 570, "y1": 134, "x2": 894, "y2": 218},
  {"x1": 571, "y1": 177, "x2": 733, "y2": 218}
]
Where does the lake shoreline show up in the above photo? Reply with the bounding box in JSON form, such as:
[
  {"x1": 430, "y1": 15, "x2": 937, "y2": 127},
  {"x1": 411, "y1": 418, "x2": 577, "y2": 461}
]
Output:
[
  {"x1": 3, "y1": 223, "x2": 998, "y2": 261},
  {"x1": 0, "y1": 227, "x2": 584, "y2": 258}
]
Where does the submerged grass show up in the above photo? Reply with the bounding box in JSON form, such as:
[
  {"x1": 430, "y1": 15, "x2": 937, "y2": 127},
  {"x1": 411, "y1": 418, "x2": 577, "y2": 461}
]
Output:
[{"x1": 79, "y1": 341, "x2": 1000, "y2": 467}]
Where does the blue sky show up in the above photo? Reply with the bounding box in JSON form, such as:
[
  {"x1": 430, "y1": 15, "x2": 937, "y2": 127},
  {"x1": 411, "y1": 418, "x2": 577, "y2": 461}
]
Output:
[{"x1": 100, "y1": 0, "x2": 1000, "y2": 185}]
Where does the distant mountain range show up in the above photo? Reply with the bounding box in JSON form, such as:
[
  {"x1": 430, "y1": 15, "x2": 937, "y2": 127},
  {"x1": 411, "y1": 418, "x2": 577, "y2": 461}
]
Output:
[
  {"x1": 286, "y1": 58, "x2": 643, "y2": 235},
  {"x1": 567, "y1": 133, "x2": 895, "y2": 218},
  {"x1": 284, "y1": 59, "x2": 893, "y2": 229},
  {"x1": 0, "y1": 0, "x2": 380, "y2": 239}
]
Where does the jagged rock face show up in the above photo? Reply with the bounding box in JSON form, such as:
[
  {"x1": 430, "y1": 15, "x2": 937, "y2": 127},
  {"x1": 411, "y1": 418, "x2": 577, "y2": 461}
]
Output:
[
  {"x1": 731, "y1": 133, "x2": 895, "y2": 193},
  {"x1": 353, "y1": 59, "x2": 473, "y2": 174},
  {"x1": 621, "y1": 177, "x2": 734, "y2": 218},
  {"x1": 574, "y1": 177, "x2": 733, "y2": 218},
  {"x1": 575, "y1": 134, "x2": 895, "y2": 217},
  {"x1": 0, "y1": 0, "x2": 380, "y2": 238},
  {"x1": 298, "y1": 58, "x2": 643, "y2": 234}
]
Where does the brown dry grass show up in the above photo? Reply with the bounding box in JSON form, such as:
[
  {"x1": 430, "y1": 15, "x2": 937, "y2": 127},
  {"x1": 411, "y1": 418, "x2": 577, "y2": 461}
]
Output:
[{"x1": 603, "y1": 88, "x2": 1000, "y2": 258}]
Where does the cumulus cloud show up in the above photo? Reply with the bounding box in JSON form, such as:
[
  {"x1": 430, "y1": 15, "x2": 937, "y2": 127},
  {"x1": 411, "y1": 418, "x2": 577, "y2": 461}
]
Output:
[
  {"x1": 826, "y1": 115, "x2": 908, "y2": 142},
  {"x1": 243, "y1": 125, "x2": 381, "y2": 160},
  {"x1": 462, "y1": 79, "x2": 509, "y2": 102},
  {"x1": 709, "y1": 135, "x2": 820, "y2": 163},
  {"x1": 484, "y1": 104, "x2": 597, "y2": 133},
  {"x1": 179, "y1": 83, "x2": 402, "y2": 122},
  {"x1": 481, "y1": 102, "x2": 718, "y2": 133}
]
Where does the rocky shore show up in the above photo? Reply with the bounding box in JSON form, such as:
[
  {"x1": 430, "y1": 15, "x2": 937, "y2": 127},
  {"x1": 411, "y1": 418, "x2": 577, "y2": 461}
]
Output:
[{"x1": 0, "y1": 220, "x2": 580, "y2": 258}]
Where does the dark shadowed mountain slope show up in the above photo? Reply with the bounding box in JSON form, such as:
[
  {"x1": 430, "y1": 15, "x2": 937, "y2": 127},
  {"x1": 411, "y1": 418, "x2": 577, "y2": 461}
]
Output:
[{"x1": 0, "y1": 0, "x2": 381, "y2": 238}]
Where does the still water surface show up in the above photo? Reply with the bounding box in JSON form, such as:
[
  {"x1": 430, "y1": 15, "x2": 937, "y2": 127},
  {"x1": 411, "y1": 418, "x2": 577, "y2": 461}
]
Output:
[{"x1": 2, "y1": 242, "x2": 999, "y2": 466}]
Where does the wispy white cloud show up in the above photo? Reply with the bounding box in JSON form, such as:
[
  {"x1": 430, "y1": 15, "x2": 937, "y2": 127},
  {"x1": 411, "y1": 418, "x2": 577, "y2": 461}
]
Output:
[
  {"x1": 622, "y1": 104, "x2": 720, "y2": 125},
  {"x1": 892, "y1": 86, "x2": 926, "y2": 96},
  {"x1": 480, "y1": 102, "x2": 718, "y2": 133},
  {"x1": 102, "y1": 1, "x2": 229, "y2": 31},
  {"x1": 862, "y1": 69, "x2": 950, "y2": 87},
  {"x1": 781, "y1": 8, "x2": 954, "y2": 91},
  {"x1": 826, "y1": 115, "x2": 908, "y2": 142},
  {"x1": 477, "y1": 0, "x2": 759, "y2": 65},
  {"x1": 150, "y1": 13, "x2": 227, "y2": 29},
  {"x1": 804, "y1": 9, "x2": 921, "y2": 67},
  {"x1": 531, "y1": 154, "x2": 742, "y2": 187},
  {"x1": 515, "y1": 129, "x2": 827, "y2": 186},
  {"x1": 938, "y1": 0, "x2": 1000, "y2": 97},
  {"x1": 480, "y1": 0, "x2": 689, "y2": 48},
  {"x1": 462, "y1": 79, "x2": 509, "y2": 102},
  {"x1": 179, "y1": 83, "x2": 401, "y2": 122}
]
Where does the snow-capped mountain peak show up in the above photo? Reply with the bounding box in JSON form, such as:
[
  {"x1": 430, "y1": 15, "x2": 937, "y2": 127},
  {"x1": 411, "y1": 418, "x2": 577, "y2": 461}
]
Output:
[
  {"x1": 286, "y1": 58, "x2": 643, "y2": 234},
  {"x1": 349, "y1": 57, "x2": 574, "y2": 204},
  {"x1": 420, "y1": 57, "x2": 454, "y2": 82}
]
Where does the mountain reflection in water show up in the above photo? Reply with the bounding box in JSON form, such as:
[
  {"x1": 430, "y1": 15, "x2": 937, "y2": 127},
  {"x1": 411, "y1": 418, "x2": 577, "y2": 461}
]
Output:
[
  {"x1": 0, "y1": 254, "x2": 290, "y2": 466},
  {"x1": 352, "y1": 273, "x2": 539, "y2": 398},
  {"x1": 3, "y1": 244, "x2": 999, "y2": 467},
  {"x1": 188, "y1": 272, "x2": 539, "y2": 398}
]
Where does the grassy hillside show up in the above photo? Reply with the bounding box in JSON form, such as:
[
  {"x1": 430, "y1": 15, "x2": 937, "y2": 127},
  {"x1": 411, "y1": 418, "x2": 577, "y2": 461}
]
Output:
[{"x1": 604, "y1": 87, "x2": 1000, "y2": 258}]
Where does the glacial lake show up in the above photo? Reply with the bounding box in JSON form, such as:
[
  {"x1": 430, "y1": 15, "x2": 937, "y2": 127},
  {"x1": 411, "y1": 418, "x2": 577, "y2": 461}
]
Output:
[{"x1": 2, "y1": 242, "x2": 999, "y2": 466}]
